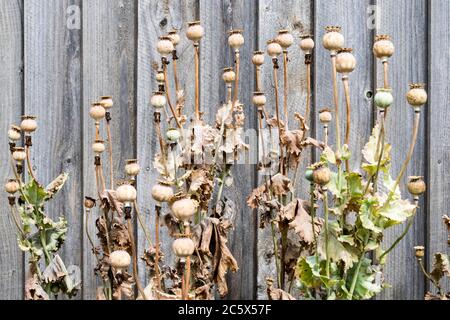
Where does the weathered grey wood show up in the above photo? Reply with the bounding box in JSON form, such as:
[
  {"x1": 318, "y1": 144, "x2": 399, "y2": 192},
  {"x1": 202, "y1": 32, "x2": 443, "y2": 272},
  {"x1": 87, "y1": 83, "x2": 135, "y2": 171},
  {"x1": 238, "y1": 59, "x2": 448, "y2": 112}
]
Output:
[
  {"x1": 428, "y1": 0, "x2": 450, "y2": 296},
  {"x1": 136, "y1": 0, "x2": 197, "y2": 287},
  {"x1": 257, "y1": 0, "x2": 313, "y2": 299},
  {"x1": 376, "y1": 0, "x2": 427, "y2": 300},
  {"x1": 82, "y1": 0, "x2": 137, "y2": 300},
  {"x1": 23, "y1": 0, "x2": 82, "y2": 300},
  {"x1": 0, "y1": 0, "x2": 24, "y2": 300},
  {"x1": 200, "y1": 0, "x2": 257, "y2": 299}
]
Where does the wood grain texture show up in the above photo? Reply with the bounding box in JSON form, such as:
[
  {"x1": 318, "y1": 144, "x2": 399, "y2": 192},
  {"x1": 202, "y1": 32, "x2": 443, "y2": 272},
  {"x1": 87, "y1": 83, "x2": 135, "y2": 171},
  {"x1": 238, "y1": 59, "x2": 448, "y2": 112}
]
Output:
[
  {"x1": 257, "y1": 0, "x2": 313, "y2": 299},
  {"x1": 427, "y1": 0, "x2": 449, "y2": 296},
  {"x1": 82, "y1": 0, "x2": 136, "y2": 300},
  {"x1": 24, "y1": 0, "x2": 82, "y2": 300},
  {"x1": 0, "y1": 0, "x2": 24, "y2": 300},
  {"x1": 199, "y1": 0, "x2": 257, "y2": 299},
  {"x1": 376, "y1": 0, "x2": 428, "y2": 300},
  {"x1": 136, "y1": 0, "x2": 198, "y2": 287}
]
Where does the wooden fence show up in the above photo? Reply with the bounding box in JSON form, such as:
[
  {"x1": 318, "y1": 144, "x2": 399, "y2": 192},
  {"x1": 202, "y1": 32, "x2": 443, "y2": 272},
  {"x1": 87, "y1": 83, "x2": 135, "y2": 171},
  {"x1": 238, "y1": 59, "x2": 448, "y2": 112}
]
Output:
[{"x1": 0, "y1": 0, "x2": 448, "y2": 300}]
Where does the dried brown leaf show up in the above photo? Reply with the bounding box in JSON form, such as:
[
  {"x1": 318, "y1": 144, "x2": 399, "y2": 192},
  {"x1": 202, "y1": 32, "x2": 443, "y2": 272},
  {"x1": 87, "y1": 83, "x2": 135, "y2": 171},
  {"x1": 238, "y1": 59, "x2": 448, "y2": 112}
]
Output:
[
  {"x1": 270, "y1": 173, "x2": 292, "y2": 196},
  {"x1": 100, "y1": 190, "x2": 123, "y2": 215},
  {"x1": 288, "y1": 199, "x2": 323, "y2": 244},
  {"x1": 25, "y1": 274, "x2": 49, "y2": 300},
  {"x1": 266, "y1": 278, "x2": 296, "y2": 300}
]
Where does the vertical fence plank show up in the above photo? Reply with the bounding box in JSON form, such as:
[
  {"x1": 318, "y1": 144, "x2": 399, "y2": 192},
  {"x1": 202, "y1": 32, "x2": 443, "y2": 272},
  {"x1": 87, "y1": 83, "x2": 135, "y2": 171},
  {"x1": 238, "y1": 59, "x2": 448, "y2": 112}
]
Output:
[
  {"x1": 199, "y1": 0, "x2": 257, "y2": 299},
  {"x1": 136, "y1": 0, "x2": 198, "y2": 287},
  {"x1": 82, "y1": 0, "x2": 137, "y2": 299},
  {"x1": 23, "y1": 0, "x2": 82, "y2": 299},
  {"x1": 257, "y1": 0, "x2": 313, "y2": 299},
  {"x1": 376, "y1": 0, "x2": 427, "y2": 300},
  {"x1": 0, "y1": 0, "x2": 24, "y2": 300},
  {"x1": 428, "y1": 0, "x2": 450, "y2": 296}
]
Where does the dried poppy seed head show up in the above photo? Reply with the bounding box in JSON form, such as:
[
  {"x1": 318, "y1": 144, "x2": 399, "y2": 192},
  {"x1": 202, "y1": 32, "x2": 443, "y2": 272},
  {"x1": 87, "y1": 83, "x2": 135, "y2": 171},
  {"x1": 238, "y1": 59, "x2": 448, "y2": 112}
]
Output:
[
  {"x1": 266, "y1": 39, "x2": 282, "y2": 58},
  {"x1": 276, "y1": 29, "x2": 294, "y2": 49},
  {"x1": 373, "y1": 34, "x2": 394, "y2": 60},
  {"x1": 125, "y1": 159, "x2": 140, "y2": 177},
  {"x1": 413, "y1": 246, "x2": 425, "y2": 258},
  {"x1": 84, "y1": 196, "x2": 96, "y2": 209},
  {"x1": 186, "y1": 21, "x2": 204, "y2": 42},
  {"x1": 156, "y1": 69, "x2": 165, "y2": 83},
  {"x1": 312, "y1": 164, "x2": 331, "y2": 186},
  {"x1": 323, "y1": 26, "x2": 344, "y2": 52},
  {"x1": 170, "y1": 197, "x2": 198, "y2": 222},
  {"x1": 92, "y1": 139, "x2": 105, "y2": 154},
  {"x1": 151, "y1": 182, "x2": 174, "y2": 203},
  {"x1": 319, "y1": 108, "x2": 332, "y2": 124},
  {"x1": 12, "y1": 147, "x2": 26, "y2": 162},
  {"x1": 406, "y1": 83, "x2": 427, "y2": 108},
  {"x1": 222, "y1": 67, "x2": 236, "y2": 83},
  {"x1": 228, "y1": 29, "x2": 245, "y2": 50},
  {"x1": 89, "y1": 102, "x2": 106, "y2": 121},
  {"x1": 299, "y1": 34, "x2": 315, "y2": 54},
  {"x1": 8, "y1": 125, "x2": 21, "y2": 142},
  {"x1": 4, "y1": 178, "x2": 19, "y2": 195},
  {"x1": 20, "y1": 115, "x2": 38, "y2": 133},
  {"x1": 109, "y1": 250, "x2": 131, "y2": 270},
  {"x1": 100, "y1": 96, "x2": 113, "y2": 109},
  {"x1": 336, "y1": 48, "x2": 356, "y2": 74},
  {"x1": 252, "y1": 51, "x2": 265, "y2": 66},
  {"x1": 407, "y1": 176, "x2": 426, "y2": 196},
  {"x1": 252, "y1": 92, "x2": 267, "y2": 107},
  {"x1": 151, "y1": 91, "x2": 167, "y2": 109},
  {"x1": 167, "y1": 29, "x2": 181, "y2": 46},
  {"x1": 157, "y1": 36, "x2": 175, "y2": 57},
  {"x1": 172, "y1": 237, "x2": 195, "y2": 259}
]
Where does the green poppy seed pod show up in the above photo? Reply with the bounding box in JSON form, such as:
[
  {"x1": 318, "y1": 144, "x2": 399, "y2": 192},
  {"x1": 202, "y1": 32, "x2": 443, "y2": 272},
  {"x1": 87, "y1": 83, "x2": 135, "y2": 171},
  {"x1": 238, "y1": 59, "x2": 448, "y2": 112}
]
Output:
[
  {"x1": 312, "y1": 166, "x2": 331, "y2": 186},
  {"x1": 124, "y1": 159, "x2": 140, "y2": 177},
  {"x1": 172, "y1": 237, "x2": 195, "y2": 258},
  {"x1": 228, "y1": 29, "x2": 244, "y2": 50},
  {"x1": 407, "y1": 176, "x2": 426, "y2": 196},
  {"x1": 266, "y1": 40, "x2": 282, "y2": 58},
  {"x1": 336, "y1": 48, "x2": 356, "y2": 74},
  {"x1": 116, "y1": 183, "x2": 137, "y2": 203},
  {"x1": 374, "y1": 88, "x2": 394, "y2": 109},
  {"x1": 186, "y1": 21, "x2": 204, "y2": 42},
  {"x1": 166, "y1": 128, "x2": 181, "y2": 142},
  {"x1": 151, "y1": 182, "x2": 174, "y2": 203},
  {"x1": 373, "y1": 35, "x2": 394, "y2": 61},
  {"x1": 12, "y1": 147, "x2": 26, "y2": 162},
  {"x1": 323, "y1": 26, "x2": 344, "y2": 52},
  {"x1": 304, "y1": 169, "x2": 314, "y2": 182},
  {"x1": 252, "y1": 51, "x2": 265, "y2": 66},
  {"x1": 4, "y1": 179, "x2": 20, "y2": 194},
  {"x1": 167, "y1": 30, "x2": 180, "y2": 47},
  {"x1": 406, "y1": 83, "x2": 427, "y2": 108},
  {"x1": 20, "y1": 116, "x2": 38, "y2": 133},
  {"x1": 151, "y1": 92, "x2": 167, "y2": 109},
  {"x1": 414, "y1": 246, "x2": 425, "y2": 258},
  {"x1": 157, "y1": 36, "x2": 174, "y2": 57},
  {"x1": 89, "y1": 103, "x2": 106, "y2": 121},
  {"x1": 252, "y1": 92, "x2": 266, "y2": 107},
  {"x1": 8, "y1": 125, "x2": 21, "y2": 142},
  {"x1": 300, "y1": 35, "x2": 315, "y2": 54},
  {"x1": 276, "y1": 29, "x2": 294, "y2": 49},
  {"x1": 100, "y1": 96, "x2": 113, "y2": 110}
]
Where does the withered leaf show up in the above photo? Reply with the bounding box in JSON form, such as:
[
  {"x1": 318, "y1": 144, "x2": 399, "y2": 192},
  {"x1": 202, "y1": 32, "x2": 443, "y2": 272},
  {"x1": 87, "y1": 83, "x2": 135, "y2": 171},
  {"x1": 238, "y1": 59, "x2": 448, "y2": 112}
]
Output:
[
  {"x1": 195, "y1": 283, "x2": 213, "y2": 300},
  {"x1": 270, "y1": 173, "x2": 292, "y2": 196},
  {"x1": 25, "y1": 274, "x2": 49, "y2": 300},
  {"x1": 430, "y1": 253, "x2": 450, "y2": 283},
  {"x1": 247, "y1": 183, "x2": 268, "y2": 209},
  {"x1": 266, "y1": 278, "x2": 296, "y2": 300},
  {"x1": 100, "y1": 190, "x2": 123, "y2": 215},
  {"x1": 266, "y1": 116, "x2": 285, "y2": 128},
  {"x1": 288, "y1": 199, "x2": 323, "y2": 244},
  {"x1": 281, "y1": 130, "x2": 304, "y2": 157}
]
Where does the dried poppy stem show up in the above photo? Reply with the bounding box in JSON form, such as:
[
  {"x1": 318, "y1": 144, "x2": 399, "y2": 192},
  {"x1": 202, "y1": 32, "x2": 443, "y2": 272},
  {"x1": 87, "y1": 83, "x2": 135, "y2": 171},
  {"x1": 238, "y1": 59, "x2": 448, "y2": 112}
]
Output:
[
  {"x1": 330, "y1": 54, "x2": 341, "y2": 149},
  {"x1": 383, "y1": 61, "x2": 389, "y2": 89},
  {"x1": 371, "y1": 111, "x2": 386, "y2": 194},
  {"x1": 342, "y1": 75, "x2": 351, "y2": 170},
  {"x1": 125, "y1": 217, "x2": 147, "y2": 300},
  {"x1": 162, "y1": 59, "x2": 182, "y2": 129},
  {"x1": 324, "y1": 124, "x2": 329, "y2": 147},
  {"x1": 172, "y1": 50, "x2": 181, "y2": 93},
  {"x1": 323, "y1": 187, "x2": 331, "y2": 280},
  {"x1": 154, "y1": 205, "x2": 162, "y2": 291},
  {"x1": 154, "y1": 112, "x2": 170, "y2": 177},
  {"x1": 417, "y1": 257, "x2": 443, "y2": 294},
  {"x1": 8, "y1": 203, "x2": 24, "y2": 236},
  {"x1": 232, "y1": 49, "x2": 241, "y2": 112},
  {"x1": 84, "y1": 208, "x2": 100, "y2": 263},
  {"x1": 134, "y1": 200, "x2": 153, "y2": 247},
  {"x1": 194, "y1": 44, "x2": 200, "y2": 120},
  {"x1": 282, "y1": 50, "x2": 289, "y2": 128},
  {"x1": 255, "y1": 65, "x2": 262, "y2": 92},
  {"x1": 105, "y1": 116, "x2": 114, "y2": 190},
  {"x1": 272, "y1": 58, "x2": 284, "y2": 173},
  {"x1": 305, "y1": 59, "x2": 312, "y2": 126},
  {"x1": 24, "y1": 137, "x2": 38, "y2": 182}
]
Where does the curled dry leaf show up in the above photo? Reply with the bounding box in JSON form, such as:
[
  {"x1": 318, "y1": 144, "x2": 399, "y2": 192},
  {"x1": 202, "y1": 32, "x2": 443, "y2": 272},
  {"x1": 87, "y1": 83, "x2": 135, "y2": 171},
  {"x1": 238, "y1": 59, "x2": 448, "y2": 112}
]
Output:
[
  {"x1": 430, "y1": 253, "x2": 450, "y2": 283},
  {"x1": 266, "y1": 116, "x2": 285, "y2": 129},
  {"x1": 266, "y1": 278, "x2": 296, "y2": 300},
  {"x1": 247, "y1": 183, "x2": 268, "y2": 209},
  {"x1": 25, "y1": 273, "x2": 49, "y2": 300},
  {"x1": 287, "y1": 199, "x2": 323, "y2": 244},
  {"x1": 45, "y1": 172, "x2": 68, "y2": 200},
  {"x1": 100, "y1": 190, "x2": 123, "y2": 215},
  {"x1": 281, "y1": 129, "x2": 304, "y2": 158},
  {"x1": 270, "y1": 173, "x2": 292, "y2": 196}
]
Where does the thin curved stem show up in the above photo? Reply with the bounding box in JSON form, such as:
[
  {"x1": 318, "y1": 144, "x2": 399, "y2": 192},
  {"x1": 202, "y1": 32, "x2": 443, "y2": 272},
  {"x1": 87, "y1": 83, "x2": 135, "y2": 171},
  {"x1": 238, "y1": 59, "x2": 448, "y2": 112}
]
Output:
[
  {"x1": 172, "y1": 53, "x2": 180, "y2": 94},
  {"x1": 310, "y1": 183, "x2": 318, "y2": 263},
  {"x1": 323, "y1": 189, "x2": 330, "y2": 279},
  {"x1": 232, "y1": 50, "x2": 240, "y2": 113},
  {"x1": 105, "y1": 121, "x2": 114, "y2": 190},
  {"x1": 162, "y1": 62, "x2": 182, "y2": 129},
  {"x1": 379, "y1": 215, "x2": 415, "y2": 262},
  {"x1": 342, "y1": 77, "x2": 351, "y2": 170},
  {"x1": 282, "y1": 51, "x2": 289, "y2": 128},
  {"x1": 418, "y1": 258, "x2": 443, "y2": 294},
  {"x1": 330, "y1": 54, "x2": 341, "y2": 150},
  {"x1": 126, "y1": 219, "x2": 147, "y2": 300},
  {"x1": 154, "y1": 205, "x2": 162, "y2": 291},
  {"x1": 270, "y1": 221, "x2": 281, "y2": 288},
  {"x1": 305, "y1": 62, "x2": 312, "y2": 126},
  {"x1": 348, "y1": 233, "x2": 370, "y2": 300},
  {"x1": 133, "y1": 200, "x2": 153, "y2": 247},
  {"x1": 25, "y1": 146, "x2": 38, "y2": 182},
  {"x1": 9, "y1": 205, "x2": 24, "y2": 236},
  {"x1": 273, "y1": 60, "x2": 285, "y2": 174},
  {"x1": 84, "y1": 208, "x2": 100, "y2": 263}
]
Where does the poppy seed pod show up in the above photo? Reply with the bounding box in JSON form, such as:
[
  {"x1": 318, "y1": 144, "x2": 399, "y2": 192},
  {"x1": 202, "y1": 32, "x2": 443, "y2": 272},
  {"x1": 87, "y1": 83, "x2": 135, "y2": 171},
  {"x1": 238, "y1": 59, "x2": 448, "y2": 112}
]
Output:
[
  {"x1": 222, "y1": 67, "x2": 236, "y2": 84},
  {"x1": 312, "y1": 165, "x2": 331, "y2": 186},
  {"x1": 100, "y1": 96, "x2": 113, "y2": 109},
  {"x1": 300, "y1": 35, "x2": 315, "y2": 54},
  {"x1": 319, "y1": 109, "x2": 332, "y2": 124},
  {"x1": 156, "y1": 70, "x2": 165, "y2": 83},
  {"x1": 125, "y1": 159, "x2": 140, "y2": 177},
  {"x1": 304, "y1": 169, "x2": 314, "y2": 182},
  {"x1": 413, "y1": 246, "x2": 425, "y2": 258},
  {"x1": 157, "y1": 36, "x2": 175, "y2": 57},
  {"x1": 252, "y1": 51, "x2": 265, "y2": 66},
  {"x1": 151, "y1": 92, "x2": 167, "y2": 109},
  {"x1": 407, "y1": 176, "x2": 426, "y2": 196},
  {"x1": 266, "y1": 40, "x2": 282, "y2": 58},
  {"x1": 8, "y1": 125, "x2": 21, "y2": 142},
  {"x1": 276, "y1": 29, "x2": 294, "y2": 49},
  {"x1": 373, "y1": 35, "x2": 394, "y2": 61},
  {"x1": 109, "y1": 250, "x2": 131, "y2": 270},
  {"x1": 20, "y1": 116, "x2": 38, "y2": 133},
  {"x1": 336, "y1": 48, "x2": 356, "y2": 74},
  {"x1": 116, "y1": 183, "x2": 137, "y2": 203},
  {"x1": 12, "y1": 147, "x2": 26, "y2": 162},
  {"x1": 323, "y1": 26, "x2": 344, "y2": 52},
  {"x1": 228, "y1": 29, "x2": 244, "y2": 50},
  {"x1": 172, "y1": 237, "x2": 195, "y2": 258},
  {"x1": 374, "y1": 88, "x2": 394, "y2": 109},
  {"x1": 171, "y1": 197, "x2": 198, "y2": 221},
  {"x1": 151, "y1": 182, "x2": 174, "y2": 203},
  {"x1": 186, "y1": 21, "x2": 204, "y2": 42},
  {"x1": 406, "y1": 83, "x2": 427, "y2": 108},
  {"x1": 166, "y1": 128, "x2": 181, "y2": 142},
  {"x1": 4, "y1": 179, "x2": 20, "y2": 194},
  {"x1": 92, "y1": 139, "x2": 105, "y2": 154},
  {"x1": 89, "y1": 103, "x2": 106, "y2": 121},
  {"x1": 167, "y1": 30, "x2": 180, "y2": 46},
  {"x1": 84, "y1": 196, "x2": 96, "y2": 209},
  {"x1": 252, "y1": 92, "x2": 267, "y2": 107}
]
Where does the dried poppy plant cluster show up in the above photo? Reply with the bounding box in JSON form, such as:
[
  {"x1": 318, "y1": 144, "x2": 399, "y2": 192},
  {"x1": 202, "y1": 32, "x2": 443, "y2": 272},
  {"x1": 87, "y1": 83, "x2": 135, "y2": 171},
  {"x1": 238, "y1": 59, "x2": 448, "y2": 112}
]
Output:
[
  {"x1": 4, "y1": 118, "x2": 79, "y2": 299},
  {"x1": 414, "y1": 216, "x2": 450, "y2": 300},
  {"x1": 248, "y1": 27, "x2": 429, "y2": 300},
  {"x1": 83, "y1": 22, "x2": 246, "y2": 300}
]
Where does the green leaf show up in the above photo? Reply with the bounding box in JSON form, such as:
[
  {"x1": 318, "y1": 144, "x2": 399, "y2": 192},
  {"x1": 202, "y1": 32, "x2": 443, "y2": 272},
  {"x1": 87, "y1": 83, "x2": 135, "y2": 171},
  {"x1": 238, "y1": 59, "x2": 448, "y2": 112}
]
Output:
[
  {"x1": 345, "y1": 258, "x2": 381, "y2": 300},
  {"x1": 361, "y1": 123, "x2": 391, "y2": 175},
  {"x1": 378, "y1": 198, "x2": 415, "y2": 227},
  {"x1": 320, "y1": 146, "x2": 336, "y2": 165},
  {"x1": 317, "y1": 229, "x2": 359, "y2": 271},
  {"x1": 23, "y1": 179, "x2": 48, "y2": 207},
  {"x1": 340, "y1": 144, "x2": 351, "y2": 161},
  {"x1": 358, "y1": 198, "x2": 382, "y2": 234},
  {"x1": 347, "y1": 173, "x2": 363, "y2": 198}
]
